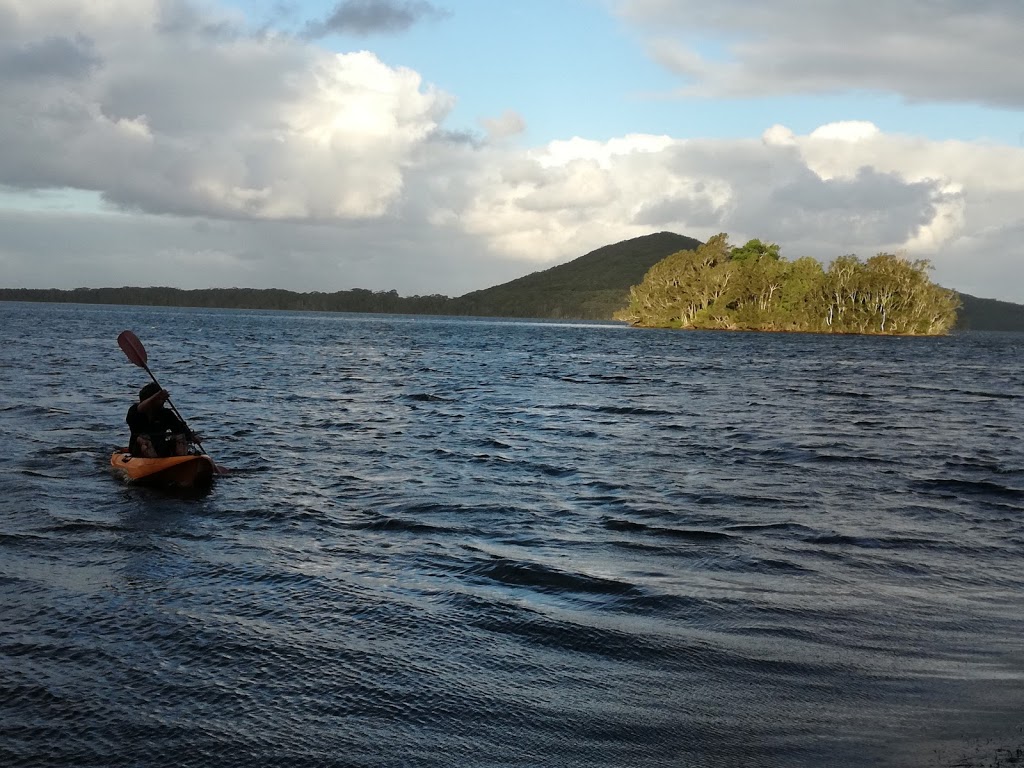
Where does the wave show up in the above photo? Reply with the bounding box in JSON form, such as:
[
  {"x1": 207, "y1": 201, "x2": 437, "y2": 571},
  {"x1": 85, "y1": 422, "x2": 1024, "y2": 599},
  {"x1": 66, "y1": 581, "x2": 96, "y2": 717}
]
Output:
[{"x1": 602, "y1": 517, "x2": 734, "y2": 541}]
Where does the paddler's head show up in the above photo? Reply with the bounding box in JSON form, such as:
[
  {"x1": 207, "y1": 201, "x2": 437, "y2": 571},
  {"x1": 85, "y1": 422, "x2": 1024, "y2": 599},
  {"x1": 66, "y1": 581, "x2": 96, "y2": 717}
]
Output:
[{"x1": 139, "y1": 382, "x2": 161, "y2": 402}]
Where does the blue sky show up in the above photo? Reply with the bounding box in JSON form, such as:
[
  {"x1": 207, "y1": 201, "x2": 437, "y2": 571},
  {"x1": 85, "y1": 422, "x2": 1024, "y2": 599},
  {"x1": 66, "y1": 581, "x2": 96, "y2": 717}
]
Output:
[
  {"x1": 241, "y1": 0, "x2": 1024, "y2": 146},
  {"x1": 2, "y1": 0, "x2": 1024, "y2": 301}
]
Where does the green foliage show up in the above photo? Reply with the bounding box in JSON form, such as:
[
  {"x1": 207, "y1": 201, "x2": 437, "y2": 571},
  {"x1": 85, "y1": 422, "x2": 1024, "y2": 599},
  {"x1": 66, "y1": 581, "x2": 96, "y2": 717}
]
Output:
[
  {"x1": 729, "y1": 238, "x2": 781, "y2": 262},
  {"x1": 615, "y1": 235, "x2": 960, "y2": 336},
  {"x1": 0, "y1": 286, "x2": 458, "y2": 315},
  {"x1": 614, "y1": 234, "x2": 733, "y2": 327},
  {"x1": 1, "y1": 230, "x2": 1018, "y2": 331}
]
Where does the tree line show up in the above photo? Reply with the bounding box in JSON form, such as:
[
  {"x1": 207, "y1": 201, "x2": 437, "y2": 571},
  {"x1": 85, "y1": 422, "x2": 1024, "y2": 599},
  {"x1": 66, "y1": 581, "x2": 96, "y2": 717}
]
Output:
[
  {"x1": 0, "y1": 233, "x2": 704, "y2": 322},
  {"x1": 613, "y1": 234, "x2": 960, "y2": 335},
  {"x1": 0, "y1": 286, "x2": 459, "y2": 315}
]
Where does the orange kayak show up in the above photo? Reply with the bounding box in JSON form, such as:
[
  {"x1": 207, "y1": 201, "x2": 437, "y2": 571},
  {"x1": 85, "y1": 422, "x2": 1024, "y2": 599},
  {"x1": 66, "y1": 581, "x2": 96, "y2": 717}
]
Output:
[{"x1": 110, "y1": 450, "x2": 217, "y2": 488}]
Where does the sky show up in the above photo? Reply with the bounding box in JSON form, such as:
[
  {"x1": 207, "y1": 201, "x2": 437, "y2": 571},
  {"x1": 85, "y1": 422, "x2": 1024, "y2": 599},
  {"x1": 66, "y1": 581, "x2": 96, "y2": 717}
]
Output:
[{"x1": 2, "y1": 0, "x2": 1024, "y2": 302}]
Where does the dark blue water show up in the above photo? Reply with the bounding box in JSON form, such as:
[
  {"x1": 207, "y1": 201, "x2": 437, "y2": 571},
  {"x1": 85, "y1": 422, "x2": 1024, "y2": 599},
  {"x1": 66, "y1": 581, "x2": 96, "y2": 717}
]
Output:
[{"x1": 2, "y1": 301, "x2": 1024, "y2": 768}]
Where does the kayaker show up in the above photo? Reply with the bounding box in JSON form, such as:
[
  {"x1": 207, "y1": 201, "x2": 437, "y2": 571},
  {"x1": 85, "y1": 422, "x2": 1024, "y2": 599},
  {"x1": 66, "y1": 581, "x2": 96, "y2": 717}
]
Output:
[{"x1": 127, "y1": 382, "x2": 190, "y2": 458}]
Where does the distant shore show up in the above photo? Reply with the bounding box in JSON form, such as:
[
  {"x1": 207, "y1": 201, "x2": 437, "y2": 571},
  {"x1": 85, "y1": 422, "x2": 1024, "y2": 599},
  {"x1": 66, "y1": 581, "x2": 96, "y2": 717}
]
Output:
[{"x1": 3, "y1": 283, "x2": 1024, "y2": 331}]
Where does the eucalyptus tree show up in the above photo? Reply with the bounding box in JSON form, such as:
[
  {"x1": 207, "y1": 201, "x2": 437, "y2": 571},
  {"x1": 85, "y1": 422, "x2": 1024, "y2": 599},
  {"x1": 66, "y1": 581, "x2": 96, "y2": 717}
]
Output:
[{"x1": 618, "y1": 235, "x2": 958, "y2": 335}]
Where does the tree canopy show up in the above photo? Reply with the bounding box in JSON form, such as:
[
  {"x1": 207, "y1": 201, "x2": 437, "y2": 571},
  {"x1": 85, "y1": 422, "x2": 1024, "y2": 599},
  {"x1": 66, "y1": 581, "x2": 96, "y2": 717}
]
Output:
[{"x1": 614, "y1": 234, "x2": 960, "y2": 335}]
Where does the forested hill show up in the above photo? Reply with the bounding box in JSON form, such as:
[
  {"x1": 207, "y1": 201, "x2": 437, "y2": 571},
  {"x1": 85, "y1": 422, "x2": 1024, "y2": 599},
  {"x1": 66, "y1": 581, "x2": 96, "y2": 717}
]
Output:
[
  {"x1": 2, "y1": 230, "x2": 1023, "y2": 330},
  {"x1": 956, "y1": 293, "x2": 1024, "y2": 331},
  {"x1": 0, "y1": 231, "x2": 701, "y2": 321},
  {"x1": 452, "y1": 232, "x2": 702, "y2": 319}
]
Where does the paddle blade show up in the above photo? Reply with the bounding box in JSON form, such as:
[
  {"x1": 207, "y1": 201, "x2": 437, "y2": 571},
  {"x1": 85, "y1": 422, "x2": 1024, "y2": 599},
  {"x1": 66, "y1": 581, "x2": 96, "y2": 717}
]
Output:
[{"x1": 117, "y1": 330, "x2": 148, "y2": 368}]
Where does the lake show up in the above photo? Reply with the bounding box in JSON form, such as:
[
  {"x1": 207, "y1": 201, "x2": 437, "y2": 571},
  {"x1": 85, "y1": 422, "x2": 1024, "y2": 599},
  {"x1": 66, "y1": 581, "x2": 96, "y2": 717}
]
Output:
[{"x1": 2, "y1": 301, "x2": 1023, "y2": 767}]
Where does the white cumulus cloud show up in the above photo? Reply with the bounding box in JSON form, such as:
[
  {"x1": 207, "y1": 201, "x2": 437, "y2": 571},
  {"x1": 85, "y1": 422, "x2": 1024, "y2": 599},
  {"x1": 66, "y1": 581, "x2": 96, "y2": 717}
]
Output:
[
  {"x1": 0, "y1": 0, "x2": 454, "y2": 221},
  {"x1": 451, "y1": 121, "x2": 1024, "y2": 301}
]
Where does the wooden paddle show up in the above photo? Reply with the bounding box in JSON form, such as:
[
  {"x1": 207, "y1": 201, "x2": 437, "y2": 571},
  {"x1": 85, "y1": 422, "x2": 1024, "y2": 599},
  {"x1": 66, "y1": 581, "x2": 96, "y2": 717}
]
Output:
[{"x1": 117, "y1": 330, "x2": 225, "y2": 474}]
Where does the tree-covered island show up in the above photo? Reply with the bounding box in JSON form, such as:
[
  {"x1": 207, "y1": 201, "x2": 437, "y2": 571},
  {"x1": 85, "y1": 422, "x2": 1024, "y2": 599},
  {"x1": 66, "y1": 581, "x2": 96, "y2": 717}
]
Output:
[
  {"x1": 6, "y1": 231, "x2": 1021, "y2": 330},
  {"x1": 614, "y1": 234, "x2": 960, "y2": 335}
]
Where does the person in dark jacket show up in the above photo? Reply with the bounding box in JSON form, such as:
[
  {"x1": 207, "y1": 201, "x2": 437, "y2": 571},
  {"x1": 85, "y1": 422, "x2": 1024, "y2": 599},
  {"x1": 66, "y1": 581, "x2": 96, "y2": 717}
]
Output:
[{"x1": 126, "y1": 382, "x2": 190, "y2": 457}]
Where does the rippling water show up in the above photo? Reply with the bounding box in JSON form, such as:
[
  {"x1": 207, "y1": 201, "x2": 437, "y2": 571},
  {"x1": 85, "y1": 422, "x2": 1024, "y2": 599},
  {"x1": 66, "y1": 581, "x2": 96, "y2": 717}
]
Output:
[{"x1": 2, "y1": 301, "x2": 1024, "y2": 767}]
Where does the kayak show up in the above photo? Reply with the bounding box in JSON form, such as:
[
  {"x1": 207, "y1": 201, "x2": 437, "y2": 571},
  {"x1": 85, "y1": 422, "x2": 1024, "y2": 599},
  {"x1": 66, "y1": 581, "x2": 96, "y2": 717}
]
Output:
[{"x1": 110, "y1": 450, "x2": 217, "y2": 488}]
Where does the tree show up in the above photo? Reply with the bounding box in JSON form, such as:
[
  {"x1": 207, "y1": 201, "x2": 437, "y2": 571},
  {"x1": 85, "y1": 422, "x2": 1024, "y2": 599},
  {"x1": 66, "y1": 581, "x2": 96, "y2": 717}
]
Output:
[
  {"x1": 730, "y1": 238, "x2": 781, "y2": 263},
  {"x1": 779, "y1": 257, "x2": 825, "y2": 330},
  {"x1": 615, "y1": 234, "x2": 733, "y2": 327},
  {"x1": 618, "y1": 234, "x2": 957, "y2": 335}
]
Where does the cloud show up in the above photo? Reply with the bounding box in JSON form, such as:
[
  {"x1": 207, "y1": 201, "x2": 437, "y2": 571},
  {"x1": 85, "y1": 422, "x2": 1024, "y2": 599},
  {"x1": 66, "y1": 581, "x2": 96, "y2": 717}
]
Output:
[
  {"x1": 480, "y1": 110, "x2": 526, "y2": 141},
  {"x1": 934, "y1": 219, "x2": 1024, "y2": 300},
  {"x1": 0, "y1": 35, "x2": 101, "y2": 80},
  {"x1": 3, "y1": 116, "x2": 1023, "y2": 301},
  {"x1": 617, "y1": 0, "x2": 1024, "y2": 108},
  {"x1": 645, "y1": 38, "x2": 708, "y2": 83},
  {"x1": 449, "y1": 121, "x2": 1024, "y2": 304},
  {"x1": 1, "y1": 0, "x2": 1023, "y2": 303},
  {"x1": 304, "y1": 0, "x2": 450, "y2": 38},
  {"x1": 0, "y1": 205, "x2": 525, "y2": 296},
  {"x1": 0, "y1": 0, "x2": 455, "y2": 220}
]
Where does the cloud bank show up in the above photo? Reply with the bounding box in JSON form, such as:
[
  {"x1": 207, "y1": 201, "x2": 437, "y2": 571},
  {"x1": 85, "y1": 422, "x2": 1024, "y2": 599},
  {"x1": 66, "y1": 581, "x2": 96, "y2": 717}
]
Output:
[{"x1": 0, "y1": 0, "x2": 1022, "y2": 302}]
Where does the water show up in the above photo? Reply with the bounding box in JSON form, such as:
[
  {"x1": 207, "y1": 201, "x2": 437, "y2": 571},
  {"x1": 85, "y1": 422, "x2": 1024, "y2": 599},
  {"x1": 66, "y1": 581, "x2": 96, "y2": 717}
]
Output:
[{"x1": 2, "y1": 301, "x2": 1024, "y2": 768}]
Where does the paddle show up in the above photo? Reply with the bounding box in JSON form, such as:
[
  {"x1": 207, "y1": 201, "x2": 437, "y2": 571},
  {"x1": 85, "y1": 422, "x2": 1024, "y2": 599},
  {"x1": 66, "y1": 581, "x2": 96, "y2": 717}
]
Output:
[{"x1": 117, "y1": 330, "x2": 225, "y2": 474}]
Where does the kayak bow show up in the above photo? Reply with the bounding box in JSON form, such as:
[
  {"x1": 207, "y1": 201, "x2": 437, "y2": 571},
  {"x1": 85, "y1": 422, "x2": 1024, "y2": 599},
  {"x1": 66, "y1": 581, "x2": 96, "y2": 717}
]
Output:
[{"x1": 110, "y1": 450, "x2": 217, "y2": 488}]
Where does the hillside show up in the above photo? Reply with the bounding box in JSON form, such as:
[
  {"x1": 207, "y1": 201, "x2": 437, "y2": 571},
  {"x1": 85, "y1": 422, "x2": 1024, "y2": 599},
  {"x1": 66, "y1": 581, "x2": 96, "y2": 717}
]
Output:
[
  {"x1": 449, "y1": 232, "x2": 702, "y2": 320},
  {"x1": 955, "y1": 293, "x2": 1024, "y2": 331},
  {"x1": 451, "y1": 234, "x2": 1022, "y2": 331}
]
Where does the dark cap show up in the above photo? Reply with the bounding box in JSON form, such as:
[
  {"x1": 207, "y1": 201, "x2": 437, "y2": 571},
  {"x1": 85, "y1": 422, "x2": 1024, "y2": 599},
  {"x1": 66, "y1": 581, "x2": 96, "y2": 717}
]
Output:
[{"x1": 139, "y1": 382, "x2": 161, "y2": 401}]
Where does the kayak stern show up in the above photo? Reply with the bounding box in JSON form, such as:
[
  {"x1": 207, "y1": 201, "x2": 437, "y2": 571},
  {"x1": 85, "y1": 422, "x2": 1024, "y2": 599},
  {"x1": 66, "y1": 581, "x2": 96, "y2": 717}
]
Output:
[{"x1": 110, "y1": 451, "x2": 217, "y2": 489}]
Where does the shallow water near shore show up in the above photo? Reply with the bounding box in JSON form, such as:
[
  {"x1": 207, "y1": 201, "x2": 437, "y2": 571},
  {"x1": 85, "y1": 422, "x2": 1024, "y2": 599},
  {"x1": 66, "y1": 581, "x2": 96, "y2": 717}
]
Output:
[{"x1": 2, "y1": 300, "x2": 1024, "y2": 767}]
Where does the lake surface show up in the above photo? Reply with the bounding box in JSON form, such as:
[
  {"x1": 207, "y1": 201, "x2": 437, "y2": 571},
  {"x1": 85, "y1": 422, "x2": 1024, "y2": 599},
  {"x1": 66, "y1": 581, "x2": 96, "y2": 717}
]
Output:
[{"x1": 2, "y1": 301, "x2": 1024, "y2": 768}]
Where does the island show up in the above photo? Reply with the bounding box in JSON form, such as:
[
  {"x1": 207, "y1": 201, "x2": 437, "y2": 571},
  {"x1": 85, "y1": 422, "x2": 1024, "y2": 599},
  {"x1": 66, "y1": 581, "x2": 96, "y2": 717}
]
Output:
[{"x1": 614, "y1": 234, "x2": 959, "y2": 335}]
